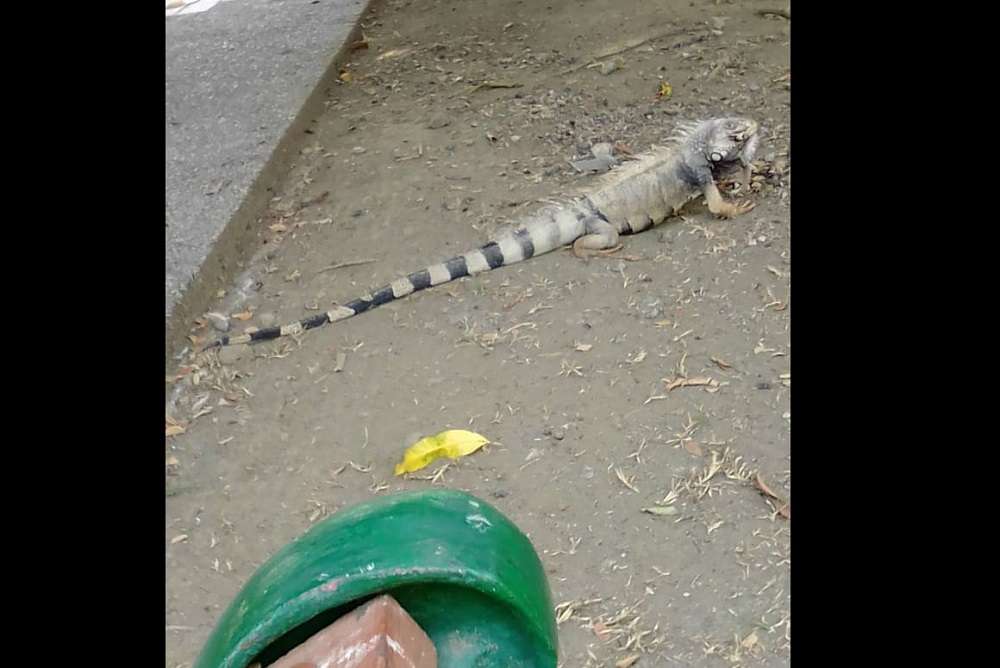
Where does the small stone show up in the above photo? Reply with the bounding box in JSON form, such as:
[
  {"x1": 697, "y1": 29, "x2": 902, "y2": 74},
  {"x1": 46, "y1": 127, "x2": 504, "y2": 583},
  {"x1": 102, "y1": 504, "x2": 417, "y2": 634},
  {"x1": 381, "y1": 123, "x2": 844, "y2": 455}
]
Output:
[
  {"x1": 755, "y1": 382, "x2": 772, "y2": 390},
  {"x1": 427, "y1": 115, "x2": 451, "y2": 129},
  {"x1": 598, "y1": 59, "x2": 620, "y2": 75},
  {"x1": 591, "y1": 142, "x2": 614, "y2": 159},
  {"x1": 569, "y1": 156, "x2": 615, "y2": 173},
  {"x1": 351, "y1": 146, "x2": 366, "y2": 154},
  {"x1": 205, "y1": 312, "x2": 230, "y2": 332},
  {"x1": 218, "y1": 344, "x2": 250, "y2": 365},
  {"x1": 551, "y1": 429, "x2": 565, "y2": 441},
  {"x1": 491, "y1": 490, "x2": 509, "y2": 499},
  {"x1": 257, "y1": 311, "x2": 277, "y2": 328},
  {"x1": 639, "y1": 298, "x2": 663, "y2": 320}
]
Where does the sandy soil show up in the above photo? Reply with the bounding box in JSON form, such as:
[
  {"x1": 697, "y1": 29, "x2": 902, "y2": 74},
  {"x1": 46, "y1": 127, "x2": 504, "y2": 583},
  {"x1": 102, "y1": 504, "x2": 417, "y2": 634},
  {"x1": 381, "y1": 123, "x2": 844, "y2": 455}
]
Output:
[{"x1": 166, "y1": 1, "x2": 790, "y2": 666}]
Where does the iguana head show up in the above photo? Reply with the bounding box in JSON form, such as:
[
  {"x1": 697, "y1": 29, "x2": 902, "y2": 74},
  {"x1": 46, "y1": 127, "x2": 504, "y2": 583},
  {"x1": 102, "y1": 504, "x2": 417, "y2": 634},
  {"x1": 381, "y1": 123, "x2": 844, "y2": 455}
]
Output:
[{"x1": 702, "y1": 117, "x2": 759, "y2": 168}]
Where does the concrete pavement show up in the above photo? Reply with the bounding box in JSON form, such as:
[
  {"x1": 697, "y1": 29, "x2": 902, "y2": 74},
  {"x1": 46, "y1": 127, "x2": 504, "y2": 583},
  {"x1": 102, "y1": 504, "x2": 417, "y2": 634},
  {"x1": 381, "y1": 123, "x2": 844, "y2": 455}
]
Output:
[{"x1": 165, "y1": 0, "x2": 370, "y2": 362}]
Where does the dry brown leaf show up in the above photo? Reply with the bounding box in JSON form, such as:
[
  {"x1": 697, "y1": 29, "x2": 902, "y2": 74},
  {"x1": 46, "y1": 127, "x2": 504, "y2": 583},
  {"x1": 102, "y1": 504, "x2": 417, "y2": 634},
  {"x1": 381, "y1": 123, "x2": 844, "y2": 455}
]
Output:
[
  {"x1": 376, "y1": 47, "x2": 413, "y2": 61},
  {"x1": 617, "y1": 655, "x2": 640, "y2": 668},
  {"x1": 555, "y1": 602, "x2": 576, "y2": 625},
  {"x1": 683, "y1": 440, "x2": 704, "y2": 456},
  {"x1": 755, "y1": 473, "x2": 791, "y2": 520},
  {"x1": 166, "y1": 424, "x2": 186, "y2": 437},
  {"x1": 741, "y1": 630, "x2": 759, "y2": 650},
  {"x1": 642, "y1": 505, "x2": 678, "y2": 517},
  {"x1": 592, "y1": 621, "x2": 611, "y2": 640},
  {"x1": 754, "y1": 472, "x2": 782, "y2": 500},
  {"x1": 339, "y1": 70, "x2": 353, "y2": 83},
  {"x1": 268, "y1": 223, "x2": 288, "y2": 233},
  {"x1": 614, "y1": 467, "x2": 639, "y2": 493},
  {"x1": 231, "y1": 311, "x2": 253, "y2": 321},
  {"x1": 171, "y1": 534, "x2": 189, "y2": 545},
  {"x1": 575, "y1": 342, "x2": 593, "y2": 352},
  {"x1": 166, "y1": 456, "x2": 179, "y2": 467},
  {"x1": 187, "y1": 334, "x2": 205, "y2": 346},
  {"x1": 165, "y1": 367, "x2": 193, "y2": 385},
  {"x1": 710, "y1": 356, "x2": 733, "y2": 370}
]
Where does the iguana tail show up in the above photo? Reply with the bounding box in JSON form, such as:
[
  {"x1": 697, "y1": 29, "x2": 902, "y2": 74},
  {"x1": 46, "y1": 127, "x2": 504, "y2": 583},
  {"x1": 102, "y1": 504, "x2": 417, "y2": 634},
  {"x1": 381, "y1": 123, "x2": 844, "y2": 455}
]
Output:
[{"x1": 204, "y1": 200, "x2": 592, "y2": 350}]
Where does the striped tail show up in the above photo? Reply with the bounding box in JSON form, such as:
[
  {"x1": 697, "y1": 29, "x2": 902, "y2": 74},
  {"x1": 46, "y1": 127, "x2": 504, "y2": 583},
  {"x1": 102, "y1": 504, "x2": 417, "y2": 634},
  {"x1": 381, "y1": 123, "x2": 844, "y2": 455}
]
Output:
[{"x1": 205, "y1": 202, "x2": 591, "y2": 349}]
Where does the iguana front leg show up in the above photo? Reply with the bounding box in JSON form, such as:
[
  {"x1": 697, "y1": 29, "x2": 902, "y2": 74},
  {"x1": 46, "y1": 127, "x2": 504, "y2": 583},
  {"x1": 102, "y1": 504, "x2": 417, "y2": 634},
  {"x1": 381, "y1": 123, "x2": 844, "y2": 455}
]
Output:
[
  {"x1": 572, "y1": 216, "x2": 622, "y2": 258},
  {"x1": 704, "y1": 180, "x2": 755, "y2": 219}
]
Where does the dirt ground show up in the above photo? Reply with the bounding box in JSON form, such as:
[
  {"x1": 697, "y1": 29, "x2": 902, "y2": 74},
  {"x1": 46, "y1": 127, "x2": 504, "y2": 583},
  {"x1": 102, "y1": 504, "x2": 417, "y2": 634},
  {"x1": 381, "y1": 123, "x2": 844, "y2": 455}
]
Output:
[{"x1": 165, "y1": 0, "x2": 790, "y2": 665}]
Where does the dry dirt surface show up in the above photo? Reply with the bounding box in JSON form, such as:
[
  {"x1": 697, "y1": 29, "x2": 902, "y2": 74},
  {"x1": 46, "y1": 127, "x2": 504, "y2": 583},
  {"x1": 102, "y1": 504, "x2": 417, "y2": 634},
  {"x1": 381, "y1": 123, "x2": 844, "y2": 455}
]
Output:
[{"x1": 166, "y1": 1, "x2": 790, "y2": 666}]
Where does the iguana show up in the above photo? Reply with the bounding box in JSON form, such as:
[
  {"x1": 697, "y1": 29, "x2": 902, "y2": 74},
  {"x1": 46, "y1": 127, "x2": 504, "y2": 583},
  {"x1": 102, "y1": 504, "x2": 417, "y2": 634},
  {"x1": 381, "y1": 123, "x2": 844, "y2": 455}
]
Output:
[{"x1": 205, "y1": 117, "x2": 760, "y2": 350}]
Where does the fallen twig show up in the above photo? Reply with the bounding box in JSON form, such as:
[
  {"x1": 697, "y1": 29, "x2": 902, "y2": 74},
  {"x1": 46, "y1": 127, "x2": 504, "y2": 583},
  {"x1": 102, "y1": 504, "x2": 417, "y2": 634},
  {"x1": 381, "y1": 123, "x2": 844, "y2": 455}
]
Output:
[
  {"x1": 757, "y1": 8, "x2": 791, "y2": 20},
  {"x1": 561, "y1": 28, "x2": 699, "y2": 74},
  {"x1": 318, "y1": 258, "x2": 377, "y2": 273},
  {"x1": 456, "y1": 80, "x2": 522, "y2": 96}
]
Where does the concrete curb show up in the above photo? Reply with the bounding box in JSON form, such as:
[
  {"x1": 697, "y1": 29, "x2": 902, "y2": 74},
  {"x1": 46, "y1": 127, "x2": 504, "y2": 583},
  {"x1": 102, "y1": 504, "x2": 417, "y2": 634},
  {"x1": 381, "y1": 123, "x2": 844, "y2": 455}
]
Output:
[{"x1": 166, "y1": 0, "x2": 381, "y2": 368}]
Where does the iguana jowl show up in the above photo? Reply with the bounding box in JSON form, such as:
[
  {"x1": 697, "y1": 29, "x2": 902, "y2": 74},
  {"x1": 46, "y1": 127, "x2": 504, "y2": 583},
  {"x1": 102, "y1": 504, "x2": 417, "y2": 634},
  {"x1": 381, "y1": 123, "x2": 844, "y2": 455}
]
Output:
[{"x1": 206, "y1": 117, "x2": 760, "y2": 350}]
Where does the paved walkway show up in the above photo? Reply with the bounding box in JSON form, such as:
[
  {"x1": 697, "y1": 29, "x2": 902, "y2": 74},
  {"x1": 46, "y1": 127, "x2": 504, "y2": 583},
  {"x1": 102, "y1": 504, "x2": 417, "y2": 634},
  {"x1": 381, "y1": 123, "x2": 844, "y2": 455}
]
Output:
[{"x1": 165, "y1": 0, "x2": 369, "y2": 359}]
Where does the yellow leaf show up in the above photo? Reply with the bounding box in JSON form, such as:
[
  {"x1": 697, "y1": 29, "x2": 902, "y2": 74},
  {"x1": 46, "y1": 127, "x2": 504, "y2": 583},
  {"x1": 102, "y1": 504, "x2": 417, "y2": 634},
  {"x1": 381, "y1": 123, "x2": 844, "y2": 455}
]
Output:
[
  {"x1": 657, "y1": 81, "x2": 672, "y2": 99},
  {"x1": 394, "y1": 429, "x2": 489, "y2": 475}
]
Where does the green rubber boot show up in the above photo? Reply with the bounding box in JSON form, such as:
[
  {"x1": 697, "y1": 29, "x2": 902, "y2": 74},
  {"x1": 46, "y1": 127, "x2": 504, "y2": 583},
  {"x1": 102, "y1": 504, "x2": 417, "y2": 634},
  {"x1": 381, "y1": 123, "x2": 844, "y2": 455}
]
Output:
[{"x1": 192, "y1": 489, "x2": 557, "y2": 668}]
